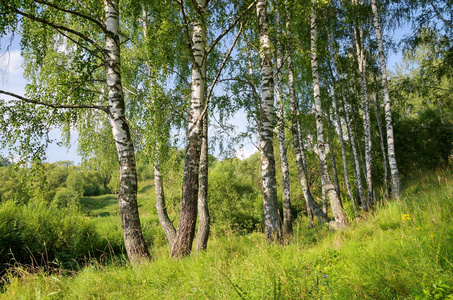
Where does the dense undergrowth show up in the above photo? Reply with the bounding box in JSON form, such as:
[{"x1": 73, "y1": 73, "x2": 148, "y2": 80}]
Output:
[{"x1": 0, "y1": 168, "x2": 452, "y2": 299}]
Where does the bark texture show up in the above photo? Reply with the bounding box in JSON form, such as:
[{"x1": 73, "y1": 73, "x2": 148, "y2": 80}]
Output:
[
  {"x1": 326, "y1": 112, "x2": 342, "y2": 203},
  {"x1": 275, "y1": 6, "x2": 293, "y2": 237},
  {"x1": 171, "y1": 0, "x2": 207, "y2": 258},
  {"x1": 331, "y1": 86, "x2": 355, "y2": 208},
  {"x1": 371, "y1": 0, "x2": 401, "y2": 199},
  {"x1": 104, "y1": 0, "x2": 149, "y2": 263},
  {"x1": 195, "y1": 114, "x2": 210, "y2": 251},
  {"x1": 285, "y1": 0, "x2": 329, "y2": 226},
  {"x1": 311, "y1": 2, "x2": 347, "y2": 228},
  {"x1": 353, "y1": 8, "x2": 374, "y2": 209},
  {"x1": 154, "y1": 165, "x2": 176, "y2": 248},
  {"x1": 372, "y1": 73, "x2": 391, "y2": 198},
  {"x1": 257, "y1": 0, "x2": 282, "y2": 241}
]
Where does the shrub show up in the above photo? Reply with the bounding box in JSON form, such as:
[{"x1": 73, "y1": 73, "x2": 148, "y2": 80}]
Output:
[
  {"x1": 0, "y1": 201, "x2": 99, "y2": 274},
  {"x1": 52, "y1": 188, "x2": 81, "y2": 209},
  {"x1": 208, "y1": 159, "x2": 262, "y2": 233}
]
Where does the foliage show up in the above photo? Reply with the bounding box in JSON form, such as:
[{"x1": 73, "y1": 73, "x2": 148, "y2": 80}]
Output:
[
  {"x1": 394, "y1": 109, "x2": 453, "y2": 173},
  {"x1": 0, "y1": 201, "x2": 98, "y2": 274},
  {"x1": 0, "y1": 162, "x2": 113, "y2": 206},
  {"x1": 208, "y1": 157, "x2": 262, "y2": 233},
  {"x1": 1, "y1": 168, "x2": 452, "y2": 299}
]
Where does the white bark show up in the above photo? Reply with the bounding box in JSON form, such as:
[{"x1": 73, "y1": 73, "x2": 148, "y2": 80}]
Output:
[
  {"x1": 329, "y1": 38, "x2": 365, "y2": 208},
  {"x1": 311, "y1": 2, "x2": 347, "y2": 228},
  {"x1": 275, "y1": 5, "x2": 292, "y2": 237},
  {"x1": 372, "y1": 73, "x2": 391, "y2": 198},
  {"x1": 172, "y1": 0, "x2": 207, "y2": 257},
  {"x1": 104, "y1": 0, "x2": 149, "y2": 262},
  {"x1": 371, "y1": 0, "x2": 401, "y2": 199},
  {"x1": 285, "y1": 0, "x2": 329, "y2": 226},
  {"x1": 195, "y1": 113, "x2": 210, "y2": 251},
  {"x1": 332, "y1": 88, "x2": 355, "y2": 208},
  {"x1": 257, "y1": 0, "x2": 282, "y2": 241},
  {"x1": 353, "y1": 13, "x2": 374, "y2": 209}
]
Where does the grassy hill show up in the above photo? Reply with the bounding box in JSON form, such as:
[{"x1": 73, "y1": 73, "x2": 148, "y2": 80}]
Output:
[{"x1": 1, "y1": 169, "x2": 452, "y2": 299}]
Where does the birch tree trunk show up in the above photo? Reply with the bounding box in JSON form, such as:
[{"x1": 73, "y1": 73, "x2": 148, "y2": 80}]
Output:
[
  {"x1": 275, "y1": 5, "x2": 293, "y2": 237},
  {"x1": 371, "y1": 0, "x2": 402, "y2": 199},
  {"x1": 326, "y1": 112, "x2": 342, "y2": 203},
  {"x1": 195, "y1": 113, "x2": 210, "y2": 250},
  {"x1": 171, "y1": 0, "x2": 207, "y2": 257},
  {"x1": 353, "y1": 14, "x2": 374, "y2": 210},
  {"x1": 372, "y1": 72, "x2": 391, "y2": 198},
  {"x1": 330, "y1": 81, "x2": 355, "y2": 208},
  {"x1": 310, "y1": 2, "x2": 347, "y2": 228},
  {"x1": 257, "y1": 0, "x2": 282, "y2": 241},
  {"x1": 285, "y1": 0, "x2": 329, "y2": 226},
  {"x1": 330, "y1": 44, "x2": 365, "y2": 208},
  {"x1": 141, "y1": 9, "x2": 176, "y2": 249},
  {"x1": 104, "y1": 0, "x2": 149, "y2": 262},
  {"x1": 154, "y1": 166, "x2": 176, "y2": 248}
]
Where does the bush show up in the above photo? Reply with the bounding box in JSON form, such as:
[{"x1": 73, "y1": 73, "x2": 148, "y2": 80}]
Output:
[
  {"x1": 52, "y1": 188, "x2": 81, "y2": 209},
  {"x1": 208, "y1": 158, "x2": 262, "y2": 233},
  {"x1": 0, "y1": 201, "x2": 99, "y2": 274}
]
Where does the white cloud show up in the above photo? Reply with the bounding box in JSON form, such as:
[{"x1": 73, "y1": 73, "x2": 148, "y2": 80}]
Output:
[
  {"x1": 1, "y1": 49, "x2": 23, "y2": 76},
  {"x1": 236, "y1": 146, "x2": 258, "y2": 160}
]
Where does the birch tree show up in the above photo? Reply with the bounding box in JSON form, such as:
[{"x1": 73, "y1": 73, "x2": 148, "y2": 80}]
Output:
[
  {"x1": 285, "y1": 0, "x2": 329, "y2": 226},
  {"x1": 371, "y1": 0, "x2": 401, "y2": 199},
  {"x1": 352, "y1": 0, "x2": 374, "y2": 209},
  {"x1": 256, "y1": 0, "x2": 282, "y2": 241},
  {"x1": 0, "y1": 0, "x2": 150, "y2": 262},
  {"x1": 310, "y1": 0, "x2": 347, "y2": 228},
  {"x1": 171, "y1": 0, "x2": 257, "y2": 257},
  {"x1": 275, "y1": 3, "x2": 293, "y2": 237}
]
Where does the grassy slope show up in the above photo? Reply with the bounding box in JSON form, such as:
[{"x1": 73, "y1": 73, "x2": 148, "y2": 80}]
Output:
[{"x1": 1, "y1": 170, "x2": 453, "y2": 299}]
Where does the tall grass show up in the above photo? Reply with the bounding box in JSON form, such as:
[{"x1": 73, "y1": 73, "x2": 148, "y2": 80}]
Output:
[{"x1": 1, "y1": 169, "x2": 452, "y2": 299}]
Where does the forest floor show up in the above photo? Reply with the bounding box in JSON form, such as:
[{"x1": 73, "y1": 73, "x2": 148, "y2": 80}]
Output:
[{"x1": 1, "y1": 169, "x2": 453, "y2": 299}]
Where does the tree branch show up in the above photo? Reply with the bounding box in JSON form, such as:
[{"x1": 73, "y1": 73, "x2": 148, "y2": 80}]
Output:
[
  {"x1": 206, "y1": 0, "x2": 258, "y2": 56},
  {"x1": 428, "y1": 0, "x2": 453, "y2": 30},
  {"x1": 33, "y1": 0, "x2": 107, "y2": 34},
  {"x1": 54, "y1": 27, "x2": 104, "y2": 61},
  {"x1": 177, "y1": 0, "x2": 197, "y2": 66},
  {"x1": 0, "y1": 1, "x2": 104, "y2": 54},
  {"x1": 0, "y1": 90, "x2": 108, "y2": 112},
  {"x1": 408, "y1": 83, "x2": 453, "y2": 94},
  {"x1": 196, "y1": 19, "x2": 245, "y2": 126}
]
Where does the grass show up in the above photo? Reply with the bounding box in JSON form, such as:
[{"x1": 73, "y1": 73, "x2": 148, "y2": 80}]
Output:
[{"x1": 1, "y1": 169, "x2": 453, "y2": 299}]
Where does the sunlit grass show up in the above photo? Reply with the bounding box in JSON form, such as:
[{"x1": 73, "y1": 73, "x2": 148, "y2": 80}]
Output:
[{"x1": 1, "y1": 169, "x2": 452, "y2": 299}]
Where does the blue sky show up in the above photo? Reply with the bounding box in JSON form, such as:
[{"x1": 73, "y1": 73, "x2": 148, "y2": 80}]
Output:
[{"x1": 0, "y1": 22, "x2": 408, "y2": 165}]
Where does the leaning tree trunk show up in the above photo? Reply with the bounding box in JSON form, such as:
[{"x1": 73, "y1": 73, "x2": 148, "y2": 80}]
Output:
[
  {"x1": 275, "y1": 5, "x2": 293, "y2": 237},
  {"x1": 353, "y1": 7, "x2": 374, "y2": 210},
  {"x1": 195, "y1": 113, "x2": 210, "y2": 251},
  {"x1": 330, "y1": 76, "x2": 356, "y2": 208},
  {"x1": 371, "y1": 0, "x2": 401, "y2": 199},
  {"x1": 341, "y1": 94, "x2": 365, "y2": 207},
  {"x1": 285, "y1": 0, "x2": 329, "y2": 226},
  {"x1": 154, "y1": 166, "x2": 176, "y2": 248},
  {"x1": 171, "y1": 0, "x2": 207, "y2": 258},
  {"x1": 311, "y1": 2, "x2": 347, "y2": 228},
  {"x1": 326, "y1": 111, "x2": 342, "y2": 203},
  {"x1": 142, "y1": 8, "x2": 176, "y2": 249},
  {"x1": 330, "y1": 43, "x2": 365, "y2": 208},
  {"x1": 104, "y1": 0, "x2": 149, "y2": 262},
  {"x1": 257, "y1": 0, "x2": 282, "y2": 241}
]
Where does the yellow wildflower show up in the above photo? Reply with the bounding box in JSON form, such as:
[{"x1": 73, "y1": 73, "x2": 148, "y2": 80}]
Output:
[{"x1": 402, "y1": 214, "x2": 411, "y2": 221}]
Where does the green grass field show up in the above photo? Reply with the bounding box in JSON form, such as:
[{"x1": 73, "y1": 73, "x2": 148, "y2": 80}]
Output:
[{"x1": 1, "y1": 169, "x2": 452, "y2": 299}]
